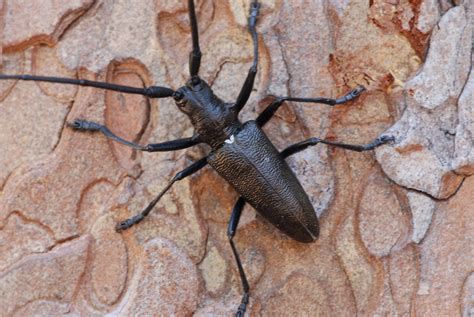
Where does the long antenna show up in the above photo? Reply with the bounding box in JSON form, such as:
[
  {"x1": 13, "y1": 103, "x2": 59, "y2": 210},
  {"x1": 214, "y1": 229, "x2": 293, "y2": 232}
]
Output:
[
  {"x1": 188, "y1": 0, "x2": 202, "y2": 77},
  {"x1": 0, "y1": 74, "x2": 175, "y2": 98}
]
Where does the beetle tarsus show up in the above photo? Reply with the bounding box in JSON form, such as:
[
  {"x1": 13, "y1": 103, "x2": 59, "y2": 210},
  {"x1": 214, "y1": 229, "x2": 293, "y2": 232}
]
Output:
[
  {"x1": 115, "y1": 214, "x2": 144, "y2": 232},
  {"x1": 358, "y1": 135, "x2": 396, "y2": 151},
  {"x1": 378, "y1": 135, "x2": 396, "y2": 144},
  {"x1": 235, "y1": 292, "x2": 249, "y2": 317},
  {"x1": 248, "y1": 1, "x2": 260, "y2": 29},
  {"x1": 352, "y1": 85, "x2": 366, "y2": 96},
  {"x1": 68, "y1": 119, "x2": 102, "y2": 131},
  {"x1": 335, "y1": 85, "x2": 366, "y2": 104}
]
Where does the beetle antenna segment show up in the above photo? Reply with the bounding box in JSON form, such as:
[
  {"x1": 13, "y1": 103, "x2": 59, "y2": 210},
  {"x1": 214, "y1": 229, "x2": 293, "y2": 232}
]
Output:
[
  {"x1": 0, "y1": 74, "x2": 174, "y2": 98},
  {"x1": 188, "y1": 0, "x2": 202, "y2": 77}
]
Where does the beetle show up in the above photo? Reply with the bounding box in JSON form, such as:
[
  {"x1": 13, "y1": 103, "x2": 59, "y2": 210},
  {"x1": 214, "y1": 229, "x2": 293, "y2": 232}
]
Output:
[{"x1": 0, "y1": 0, "x2": 395, "y2": 315}]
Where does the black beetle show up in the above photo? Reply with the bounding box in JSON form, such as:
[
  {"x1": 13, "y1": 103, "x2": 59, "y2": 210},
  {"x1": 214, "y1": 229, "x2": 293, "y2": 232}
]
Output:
[{"x1": 0, "y1": 1, "x2": 395, "y2": 315}]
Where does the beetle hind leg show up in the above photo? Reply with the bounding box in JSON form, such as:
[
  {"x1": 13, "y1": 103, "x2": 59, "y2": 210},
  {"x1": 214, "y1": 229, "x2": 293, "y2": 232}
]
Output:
[
  {"x1": 280, "y1": 135, "x2": 396, "y2": 158},
  {"x1": 227, "y1": 197, "x2": 250, "y2": 317}
]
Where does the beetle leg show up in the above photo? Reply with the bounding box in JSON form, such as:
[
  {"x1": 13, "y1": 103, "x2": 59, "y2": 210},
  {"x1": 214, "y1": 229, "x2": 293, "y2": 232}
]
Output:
[
  {"x1": 233, "y1": 1, "x2": 260, "y2": 113},
  {"x1": 256, "y1": 86, "x2": 366, "y2": 127},
  {"x1": 227, "y1": 197, "x2": 250, "y2": 317},
  {"x1": 280, "y1": 135, "x2": 396, "y2": 158},
  {"x1": 116, "y1": 157, "x2": 208, "y2": 231},
  {"x1": 69, "y1": 119, "x2": 200, "y2": 151},
  {"x1": 188, "y1": 0, "x2": 202, "y2": 77},
  {"x1": 0, "y1": 74, "x2": 174, "y2": 98}
]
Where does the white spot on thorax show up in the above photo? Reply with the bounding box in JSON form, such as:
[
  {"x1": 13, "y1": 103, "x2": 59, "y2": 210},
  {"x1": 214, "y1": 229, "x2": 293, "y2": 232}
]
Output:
[{"x1": 225, "y1": 135, "x2": 235, "y2": 144}]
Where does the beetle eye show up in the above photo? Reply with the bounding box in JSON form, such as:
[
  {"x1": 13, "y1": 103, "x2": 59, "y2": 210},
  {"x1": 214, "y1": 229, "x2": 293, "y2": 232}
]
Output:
[
  {"x1": 173, "y1": 91, "x2": 187, "y2": 108},
  {"x1": 173, "y1": 91, "x2": 184, "y2": 102}
]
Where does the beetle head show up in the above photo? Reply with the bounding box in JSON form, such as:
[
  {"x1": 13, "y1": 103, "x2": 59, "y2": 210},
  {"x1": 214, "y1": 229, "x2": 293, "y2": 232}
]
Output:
[{"x1": 173, "y1": 77, "x2": 224, "y2": 116}]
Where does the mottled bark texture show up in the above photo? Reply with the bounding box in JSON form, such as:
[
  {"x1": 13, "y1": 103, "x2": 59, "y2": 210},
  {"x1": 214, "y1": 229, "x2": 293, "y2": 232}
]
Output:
[{"x1": 0, "y1": 0, "x2": 473, "y2": 316}]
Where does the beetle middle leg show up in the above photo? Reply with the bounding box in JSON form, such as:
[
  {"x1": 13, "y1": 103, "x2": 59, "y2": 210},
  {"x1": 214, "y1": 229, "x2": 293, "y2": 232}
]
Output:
[
  {"x1": 69, "y1": 119, "x2": 200, "y2": 151},
  {"x1": 227, "y1": 197, "x2": 250, "y2": 317},
  {"x1": 116, "y1": 156, "x2": 208, "y2": 231}
]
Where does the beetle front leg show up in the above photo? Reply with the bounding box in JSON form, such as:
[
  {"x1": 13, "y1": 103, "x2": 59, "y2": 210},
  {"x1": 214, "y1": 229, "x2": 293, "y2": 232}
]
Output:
[
  {"x1": 69, "y1": 119, "x2": 200, "y2": 151},
  {"x1": 233, "y1": 1, "x2": 260, "y2": 113},
  {"x1": 256, "y1": 86, "x2": 366, "y2": 127},
  {"x1": 116, "y1": 157, "x2": 208, "y2": 231},
  {"x1": 227, "y1": 197, "x2": 250, "y2": 317}
]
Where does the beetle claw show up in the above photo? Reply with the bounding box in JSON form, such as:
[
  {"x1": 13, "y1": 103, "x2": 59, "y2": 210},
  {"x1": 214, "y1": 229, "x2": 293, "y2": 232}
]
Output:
[
  {"x1": 351, "y1": 85, "x2": 366, "y2": 96},
  {"x1": 68, "y1": 119, "x2": 101, "y2": 131},
  {"x1": 115, "y1": 220, "x2": 132, "y2": 232},
  {"x1": 235, "y1": 293, "x2": 249, "y2": 317},
  {"x1": 115, "y1": 214, "x2": 144, "y2": 232},
  {"x1": 379, "y1": 135, "x2": 396, "y2": 144},
  {"x1": 235, "y1": 307, "x2": 246, "y2": 317}
]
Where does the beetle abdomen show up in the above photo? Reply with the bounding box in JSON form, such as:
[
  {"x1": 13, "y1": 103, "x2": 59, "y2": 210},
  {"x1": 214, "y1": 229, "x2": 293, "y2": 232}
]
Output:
[{"x1": 207, "y1": 121, "x2": 319, "y2": 243}]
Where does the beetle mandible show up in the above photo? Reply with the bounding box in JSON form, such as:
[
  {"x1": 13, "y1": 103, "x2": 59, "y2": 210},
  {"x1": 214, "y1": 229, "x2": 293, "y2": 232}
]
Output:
[{"x1": 0, "y1": 0, "x2": 395, "y2": 315}]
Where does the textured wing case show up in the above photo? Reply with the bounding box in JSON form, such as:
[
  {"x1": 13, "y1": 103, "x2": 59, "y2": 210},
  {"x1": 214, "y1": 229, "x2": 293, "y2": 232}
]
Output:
[{"x1": 207, "y1": 121, "x2": 319, "y2": 243}]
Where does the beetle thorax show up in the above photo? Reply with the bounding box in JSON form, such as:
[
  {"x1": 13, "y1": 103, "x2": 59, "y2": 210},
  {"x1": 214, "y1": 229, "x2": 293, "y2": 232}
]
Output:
[{"x1": 173, "y1": 78, "x2": 241, "y2": 148}]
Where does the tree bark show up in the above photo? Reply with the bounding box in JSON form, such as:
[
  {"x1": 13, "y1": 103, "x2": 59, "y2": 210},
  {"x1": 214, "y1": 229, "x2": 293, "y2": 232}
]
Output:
[{"x1": 0, "y1": 0, "x2": 472, "y2": 315}]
